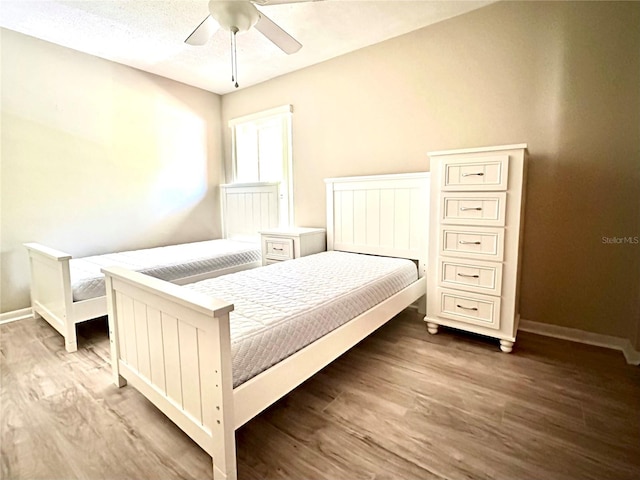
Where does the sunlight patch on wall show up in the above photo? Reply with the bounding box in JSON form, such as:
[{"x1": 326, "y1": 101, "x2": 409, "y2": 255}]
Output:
[{"x1": 152, "y1": 99, "x2": 208, "y2": 217}]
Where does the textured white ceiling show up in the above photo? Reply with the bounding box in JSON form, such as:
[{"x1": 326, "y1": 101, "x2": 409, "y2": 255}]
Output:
[{"x1": 0, "y1": 0, "x2": 494, "y2": 95}]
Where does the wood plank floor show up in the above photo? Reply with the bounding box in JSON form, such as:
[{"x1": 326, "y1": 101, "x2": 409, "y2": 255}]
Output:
[{"x1": 1, "y1": 310, "x2": 639, "y2": 480}]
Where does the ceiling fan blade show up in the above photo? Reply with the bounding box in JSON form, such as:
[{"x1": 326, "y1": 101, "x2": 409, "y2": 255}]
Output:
[
  {"x1": 184, "y1": 15, "x2": 219, "y2": 46},
  {"x1": 254, "y1": 12, "x2": 302, "y2": 54}
]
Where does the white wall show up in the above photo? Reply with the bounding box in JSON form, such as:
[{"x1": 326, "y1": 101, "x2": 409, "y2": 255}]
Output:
[{"x1": 0, "y1": 29, "x2": 223, "y2": 313}]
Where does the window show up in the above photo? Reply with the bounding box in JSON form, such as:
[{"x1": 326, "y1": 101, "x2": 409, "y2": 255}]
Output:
[{"x1": 229, "y1": 105, "x2": 293, "y2": 226}]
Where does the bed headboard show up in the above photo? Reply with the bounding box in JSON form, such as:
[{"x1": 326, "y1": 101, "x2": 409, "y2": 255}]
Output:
[
  {"x1": 325, "y1": 172, "x2": 430, "y2": 277},
  {"x1": 220, "y1": 182, "x2": 280, "y2": 241}
]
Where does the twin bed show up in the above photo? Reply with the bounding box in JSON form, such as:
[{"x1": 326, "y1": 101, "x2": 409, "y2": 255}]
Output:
[
  {"x1": 102, "y1": 172, "x2": 430, "y2": 480},
  {"x1": 24, "y1": 182, "x2": 280, "y2": 352}
]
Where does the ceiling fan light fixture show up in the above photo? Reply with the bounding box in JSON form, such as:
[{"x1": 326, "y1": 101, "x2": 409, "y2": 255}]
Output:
[
  {"x1": 186, "y1": 0, "x2": 308, "y2": 89},
  {"x1": 208, "y1": 0, "x2": 259, "y2": 33}
]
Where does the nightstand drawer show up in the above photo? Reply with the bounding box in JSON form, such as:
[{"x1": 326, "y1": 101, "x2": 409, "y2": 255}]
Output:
[
  {"x1": 264, "y1": 237, "x2": 294, "y2": 261},
  {"x1": 442, "y1": 155, "x2": 509, "y2": 191},
  {"x1": 439, "y1": 258, "x2": 502, "y2": 295},
  {"x1": 260, "y1": 227, "x2": 326, "y2": 266},
  {"x1": 440, "y1": 226, "x2": 504, "y2": 261},
  {"x1": 438, "y1": 289, "x2": 501, "y2": 329},
  {"x1": 440, "y1": 192, "x2": 506, "y2": 226}
]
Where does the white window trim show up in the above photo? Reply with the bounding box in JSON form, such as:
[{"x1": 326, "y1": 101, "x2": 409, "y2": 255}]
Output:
[
  {"x1": 228, "y1": 104, "x2": 293, "y2": 127},
  {"x1": 228, "y1": 104, "x2": 294, "y2": 227}
]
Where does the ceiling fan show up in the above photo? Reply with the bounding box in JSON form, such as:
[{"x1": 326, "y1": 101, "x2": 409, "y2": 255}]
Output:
[{"x1": 185, "y1": 0, "x2": 318, "y2": 88}]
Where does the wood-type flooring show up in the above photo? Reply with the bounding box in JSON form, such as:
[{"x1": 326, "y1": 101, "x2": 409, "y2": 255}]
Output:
[{"x1": 1, "y1": 310, "x2": 639, "y2": 480}]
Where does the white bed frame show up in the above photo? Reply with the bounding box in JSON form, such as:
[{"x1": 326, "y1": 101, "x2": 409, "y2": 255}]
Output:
[
  {"x1": 102, "y1": 172, "x2": 429, "y2": 480},
  {"x1": 24, "y1": 182, "x2": 280, "y2": 353}
]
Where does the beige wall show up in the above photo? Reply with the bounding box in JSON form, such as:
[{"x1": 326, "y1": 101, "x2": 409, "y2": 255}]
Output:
[
  {"x1": 1, "y1": 29, "x2": 223, "y2": 313},
  {"x1": 221, "y1": 1, "x2": 640, "y2": 343}
]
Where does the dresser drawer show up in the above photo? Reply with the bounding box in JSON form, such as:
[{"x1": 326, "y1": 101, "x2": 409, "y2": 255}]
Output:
[
  {"x1": 264, "y1": 237, "x2": 294, "y2": 261},
  {"x1": 440, "y1": 226, "x2": 504, "y2": 261},
  {"x1": 442, "y1": 155, "x2": 509, "y2": 191},
  {"x1": 439, "y1": 258, "x2": 503, "y2": 295},
  {"x1": 438, "y1": 289, "x2": 501, "y2": 329},
  {"x1": 440, "y1": 192, "x2": 506, "y2": 226}
]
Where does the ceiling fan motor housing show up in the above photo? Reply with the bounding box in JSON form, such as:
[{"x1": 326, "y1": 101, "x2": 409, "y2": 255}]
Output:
[{"x1": 208, "y1": 1, "x2": 260, "y2": 33}]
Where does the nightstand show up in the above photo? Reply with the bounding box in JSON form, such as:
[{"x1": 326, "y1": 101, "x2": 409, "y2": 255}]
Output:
[{"x1": 259, "y1": 227, "x2": 326, "y2": 266}]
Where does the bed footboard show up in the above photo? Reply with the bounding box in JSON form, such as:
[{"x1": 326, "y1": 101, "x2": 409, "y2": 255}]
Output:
[
  {"x1": 103, "y1": 266, "x2": 237, "y2": 480},
  {"x1": 23, "y1": 243, "x2": 79, "y2": 352}
]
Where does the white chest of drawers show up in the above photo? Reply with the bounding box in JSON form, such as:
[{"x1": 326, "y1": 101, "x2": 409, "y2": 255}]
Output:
[
  {"x1": 425, "y1": 144, "x2": 528, "y2": 352},
  {"x1": 259, "y1": 227, "x2": 326, "y2": 266}
]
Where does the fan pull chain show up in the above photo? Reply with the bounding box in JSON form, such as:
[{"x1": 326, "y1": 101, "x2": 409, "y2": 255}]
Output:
[{"x1": 230, "y1": 27, "x2": 239, "y2": 88}]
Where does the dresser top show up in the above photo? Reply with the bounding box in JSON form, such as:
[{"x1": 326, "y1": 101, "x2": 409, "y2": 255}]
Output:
[
  {"x1": 260, "y1": 227, "x2": 325, "y2": 236},
  {"x1": 428, "y1": 143, "x2": 528, "y2": 157}
]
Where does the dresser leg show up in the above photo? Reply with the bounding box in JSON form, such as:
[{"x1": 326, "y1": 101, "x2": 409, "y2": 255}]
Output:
[
  {"x1": 499, "y1": 339, "x2": 514, "y2": 353},
  {"x1": 426, "y1": 322, "x2": 439, "y2": 335}
]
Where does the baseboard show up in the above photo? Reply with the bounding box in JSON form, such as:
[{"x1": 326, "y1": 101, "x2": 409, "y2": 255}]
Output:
[
  {"x1": 0, "y1": 307, "x2": 34, "y2": 325},
  {"x1": 622, "y1": 342, "x2": 640, "y2": 365},
  {"x1": 520, "y1": 319, "x2": 640, "y2": 366}
]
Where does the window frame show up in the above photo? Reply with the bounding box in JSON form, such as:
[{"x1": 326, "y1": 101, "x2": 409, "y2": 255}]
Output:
[{"x1": 228, "y1": 105, "x2": 294, "y2": 227}]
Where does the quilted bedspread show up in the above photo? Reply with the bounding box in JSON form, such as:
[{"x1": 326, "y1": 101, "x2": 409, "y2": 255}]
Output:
[
  {"x1": 184, "y1": 250, "x2": 418, "y2": 387},
  {"x1": 70, "y1": 239, "x2": 261, "y2": 301}
]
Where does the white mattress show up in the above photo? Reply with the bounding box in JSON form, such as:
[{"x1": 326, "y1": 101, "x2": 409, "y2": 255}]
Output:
[
  {"x1": 70, "y1": 239, "x2": 261, "y2": 301},
  {"x1": 184, "y1": 251, "x2": 418, "y2": 387}
]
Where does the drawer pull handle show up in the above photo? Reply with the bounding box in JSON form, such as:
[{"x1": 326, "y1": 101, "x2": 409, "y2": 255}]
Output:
[
  {"x1": 461, "y1": 172, "x2": 484, "y2": 177},
  {"x1": 457, "y1": 304, "x2": 479, "y2": 311},
  {"x1": 272, "y1": 247, "x2": 284, "y2": 251},
  {"x1": 460, "y1": 207, "x2": 483, "y2": 211},
  {"x1": 457, "y1": 273, "x2": 480, "y2": 278},
  {"x1": 459, "y1": 240, "x2": 481, "y2": 245}
]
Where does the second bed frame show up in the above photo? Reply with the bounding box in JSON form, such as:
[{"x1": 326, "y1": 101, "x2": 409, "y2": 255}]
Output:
[
  {"x1": 102, "y1": 172, "x2": 430, "y2": 480},
  {"x1": 24, "y1": 182, "x2": 279, "y2": 352}
]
